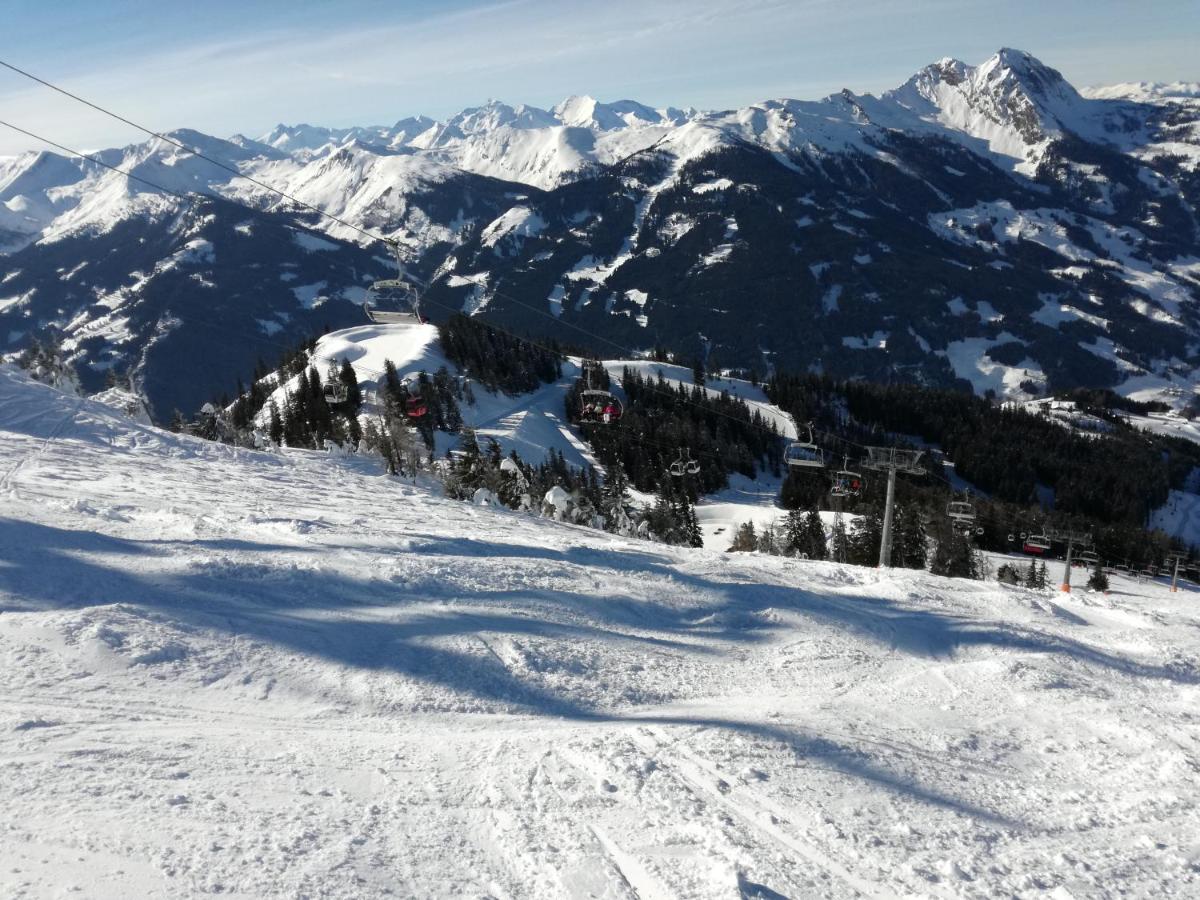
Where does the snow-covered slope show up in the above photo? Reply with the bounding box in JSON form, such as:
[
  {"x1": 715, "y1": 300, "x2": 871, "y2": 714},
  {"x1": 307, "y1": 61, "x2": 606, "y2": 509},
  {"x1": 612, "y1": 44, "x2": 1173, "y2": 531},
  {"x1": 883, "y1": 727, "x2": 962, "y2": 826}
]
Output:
[
  {"x1": 304, "y1": 324, "x2": 787, "y2": 536},
  {"x1": 4, "y1": 366, "x2": 1200, "y2": 896}
]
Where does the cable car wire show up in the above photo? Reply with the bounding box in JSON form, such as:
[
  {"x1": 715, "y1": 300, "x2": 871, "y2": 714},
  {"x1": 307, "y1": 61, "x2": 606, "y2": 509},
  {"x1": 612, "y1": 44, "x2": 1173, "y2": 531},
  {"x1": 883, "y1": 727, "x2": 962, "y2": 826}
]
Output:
[{"x1": 0, "y1": 57, "x2": 387, "y2": 247}]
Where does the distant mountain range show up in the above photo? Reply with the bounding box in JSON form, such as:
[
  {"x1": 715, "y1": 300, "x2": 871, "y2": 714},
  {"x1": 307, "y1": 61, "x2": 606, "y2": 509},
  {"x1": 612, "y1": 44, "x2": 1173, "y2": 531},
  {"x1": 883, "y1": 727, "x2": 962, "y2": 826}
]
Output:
[{"x1": 2, "y1": 48, "x2": 1198, "y2": 420}]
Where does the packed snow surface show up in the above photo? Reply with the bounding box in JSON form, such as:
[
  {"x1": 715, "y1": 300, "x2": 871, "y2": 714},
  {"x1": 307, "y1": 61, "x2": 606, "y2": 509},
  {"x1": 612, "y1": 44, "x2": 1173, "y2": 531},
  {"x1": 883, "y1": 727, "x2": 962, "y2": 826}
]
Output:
[{"x1": 2, "y1": 365, "x2": 1199, "y2": 897}]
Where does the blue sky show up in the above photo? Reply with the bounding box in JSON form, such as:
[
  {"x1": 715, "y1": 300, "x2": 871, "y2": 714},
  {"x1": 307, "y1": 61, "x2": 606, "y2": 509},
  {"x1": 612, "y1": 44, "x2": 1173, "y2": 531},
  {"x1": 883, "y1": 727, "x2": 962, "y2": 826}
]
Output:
[{"x1": 1, "y1": 0, "x2": 1196, "y2": 154}]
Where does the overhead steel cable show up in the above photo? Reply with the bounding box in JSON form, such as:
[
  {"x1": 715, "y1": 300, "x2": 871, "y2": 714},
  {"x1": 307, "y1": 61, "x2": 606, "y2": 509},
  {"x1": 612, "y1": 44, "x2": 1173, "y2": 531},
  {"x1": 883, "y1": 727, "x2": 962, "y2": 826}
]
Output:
[
  {"x1": 0, "y1": 57, "x2": 389, "y2": 246},
  {"x1": 0, "y1": 118, "x2": 200, "y2": 204}
]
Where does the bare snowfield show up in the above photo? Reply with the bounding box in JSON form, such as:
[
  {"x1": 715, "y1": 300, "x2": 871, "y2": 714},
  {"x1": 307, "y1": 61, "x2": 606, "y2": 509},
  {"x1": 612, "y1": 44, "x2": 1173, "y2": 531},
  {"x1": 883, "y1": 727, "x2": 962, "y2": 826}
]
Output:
[{"x1": 2, "y1": 365, "x2": 1200, "y2": 898}]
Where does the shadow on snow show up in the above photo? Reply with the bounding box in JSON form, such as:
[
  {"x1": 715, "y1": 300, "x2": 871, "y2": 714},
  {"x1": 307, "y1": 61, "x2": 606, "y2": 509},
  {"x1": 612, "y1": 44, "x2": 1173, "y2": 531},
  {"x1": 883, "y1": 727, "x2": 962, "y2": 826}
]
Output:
[{"x1": 3, "y1": 516, "x2": 1193, "y2": 830}]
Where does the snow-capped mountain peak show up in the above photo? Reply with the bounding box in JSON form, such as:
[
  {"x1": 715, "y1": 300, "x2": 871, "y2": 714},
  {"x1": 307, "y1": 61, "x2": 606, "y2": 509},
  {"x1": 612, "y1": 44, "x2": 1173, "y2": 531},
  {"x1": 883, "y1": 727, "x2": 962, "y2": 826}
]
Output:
[
  {"x1": 554, "y1": 95, "x2": 666, "y2": 131},
  {"x1": 882, "y1": 48, "x2": 1093, "y2": 172},
  {"x1": 446, "y1": 100, "x2": 559, "y2": 135}
]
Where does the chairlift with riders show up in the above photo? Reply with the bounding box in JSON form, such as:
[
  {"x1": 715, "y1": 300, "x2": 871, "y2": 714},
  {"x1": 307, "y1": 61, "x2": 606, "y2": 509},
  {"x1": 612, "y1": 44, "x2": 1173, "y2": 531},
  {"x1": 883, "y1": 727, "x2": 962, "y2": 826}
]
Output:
[
  {"x1": 830, "y1": 456, "x2": 863, "y2": 497},
  {"x1": 577, "y1": 360, "x2": 622, "y2": 425}
]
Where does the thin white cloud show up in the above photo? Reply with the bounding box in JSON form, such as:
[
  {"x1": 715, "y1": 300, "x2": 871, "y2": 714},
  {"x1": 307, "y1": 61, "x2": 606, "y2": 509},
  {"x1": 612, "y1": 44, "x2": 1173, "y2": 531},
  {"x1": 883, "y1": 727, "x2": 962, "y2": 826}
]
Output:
[{"x1": 0, "y1": 0, "x2": 1194, "y2": 156}]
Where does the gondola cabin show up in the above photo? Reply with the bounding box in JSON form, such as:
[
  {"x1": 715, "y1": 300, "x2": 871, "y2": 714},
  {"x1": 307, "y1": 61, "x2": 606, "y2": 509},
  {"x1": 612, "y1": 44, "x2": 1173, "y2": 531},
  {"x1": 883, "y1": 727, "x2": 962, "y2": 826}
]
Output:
[{"x1": 323, "y1": 382, "x2": 349, "y2": 406}]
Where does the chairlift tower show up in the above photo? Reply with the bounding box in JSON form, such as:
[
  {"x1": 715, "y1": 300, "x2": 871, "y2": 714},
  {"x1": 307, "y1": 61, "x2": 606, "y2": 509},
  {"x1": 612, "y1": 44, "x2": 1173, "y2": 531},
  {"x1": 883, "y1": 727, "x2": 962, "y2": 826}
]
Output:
[
  {"x1": 1168, "y1": 552, "x2": 1187, "y2": 593},
  {"x1": 1047, "y1": 528, "x2": 1092, "y2": 593},
  {"x1": 862, "y1": 447, "x2": 925, "y2": 568}
]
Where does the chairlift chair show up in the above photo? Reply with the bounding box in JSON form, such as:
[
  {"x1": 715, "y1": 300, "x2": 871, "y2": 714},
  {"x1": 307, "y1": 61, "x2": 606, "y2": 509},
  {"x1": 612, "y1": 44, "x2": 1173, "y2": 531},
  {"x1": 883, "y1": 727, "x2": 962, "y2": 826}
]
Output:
[
  {"x1": 947, "y1": 500, "x2": 976, "y2": 522},
  {"x1": 322, "y1": 382, "x2": 349, "y2": 406},
  {"x1": 668, "y1": 448, "x2": 700, "y2": 477},
  {"x1": 830, "y1": 471, "x2": 863, "y2": 498},
  {"x1": 579, "y1": 389, "x2": 622, "y2": 425},
  {"x1": 830, "y1": 456, "x2": 863, "y2": 498},
  {"x1": 785, "y1": 424, "x2": 825, "y2": 469},
  {"x1": 1023, "y1": 532, "x2": 1051, "y2": 554},
  {"x1": 364, "y1": 241, "x2": 424, "y2": 325},
  {"x1": 405, "y1": 395, "x2": 428, "y2": 419},
  {"x1": 395, "y1": 379, "x2": 427, "y2": 419}
]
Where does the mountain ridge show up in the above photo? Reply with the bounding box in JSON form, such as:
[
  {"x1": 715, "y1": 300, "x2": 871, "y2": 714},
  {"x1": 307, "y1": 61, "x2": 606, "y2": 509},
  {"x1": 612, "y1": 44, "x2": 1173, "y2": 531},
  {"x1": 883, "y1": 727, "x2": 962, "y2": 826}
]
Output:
[{"x1": 2, "y1": 48, "x2": 1198, "y2": 420}]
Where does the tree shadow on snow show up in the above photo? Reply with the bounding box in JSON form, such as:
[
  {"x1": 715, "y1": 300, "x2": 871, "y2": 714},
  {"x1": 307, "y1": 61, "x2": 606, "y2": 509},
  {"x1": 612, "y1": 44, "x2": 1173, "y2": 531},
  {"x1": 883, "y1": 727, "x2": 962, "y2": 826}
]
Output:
[{"x1": 4, "y1": 516, "x2": 1194, "y2": 830}]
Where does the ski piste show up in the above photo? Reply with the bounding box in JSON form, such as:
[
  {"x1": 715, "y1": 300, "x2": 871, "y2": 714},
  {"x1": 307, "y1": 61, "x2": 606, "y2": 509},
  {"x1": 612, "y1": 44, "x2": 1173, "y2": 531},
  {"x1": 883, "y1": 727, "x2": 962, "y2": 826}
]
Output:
[{"x1": 4, "y1": 362, "x2": 1199, "y2": 897}]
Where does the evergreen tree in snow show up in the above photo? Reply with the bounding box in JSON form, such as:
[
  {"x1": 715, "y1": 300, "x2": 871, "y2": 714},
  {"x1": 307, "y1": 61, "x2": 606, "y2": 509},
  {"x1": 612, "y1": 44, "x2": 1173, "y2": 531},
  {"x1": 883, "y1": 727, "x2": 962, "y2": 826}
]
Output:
[
  {"x1": 783, "y1": 509, "x2": 808, "y2": 557},
  {"x1": 894, "y1": 505, "x2": 928, "y2": 570},
  {"x1": 803, "y1": 507, "x2": 828, "y2": 561},
  {"x1": 267, "y1": 400, "x2": 284, "y2": 446},
  {"x1": 847, "y1": 509, "x2": 883, "y2": 566},
  {"x1": 829, "y1": 517, "x2": 850, "y2": 563},
  {"x1": 729, "y1": 521, "x2": 758, "y2": 552}
]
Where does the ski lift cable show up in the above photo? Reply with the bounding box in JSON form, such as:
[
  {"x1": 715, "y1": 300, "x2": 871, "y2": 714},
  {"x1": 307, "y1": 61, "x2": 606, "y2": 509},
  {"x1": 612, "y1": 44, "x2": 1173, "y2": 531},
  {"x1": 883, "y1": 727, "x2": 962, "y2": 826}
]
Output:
[
  {"x1": 0, "y1": 59, "x2": 388, "y2": 247},
  {"x1": 0, "y1": 118, "x2": 202, "y2": 206}
]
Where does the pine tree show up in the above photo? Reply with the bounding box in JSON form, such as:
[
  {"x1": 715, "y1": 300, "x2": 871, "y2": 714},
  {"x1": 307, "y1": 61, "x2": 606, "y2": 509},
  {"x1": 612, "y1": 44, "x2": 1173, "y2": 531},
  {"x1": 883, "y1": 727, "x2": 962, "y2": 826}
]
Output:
[
  {"x1": 830, "y1": 518, "x2": 850, "y2": 563},
  {"x1": 784, "y1": 509, "x2": 807, "y2": 556},
  {"x1": 267, "y1": 400, "x2": 283, "y2": 445},
  {"x1": 601, "y1": 460, "x2": 634, "y2": 535},
  {"x1": 757, "y1": 522, "x2": 779, "y2": 555},
  {"x1": 930, "y1": 520, "x2": 976, "y2": 579},
  {"x1": 684, "y1": 503, "x2": 703, "y2": 548},
  {"x1": 894, "y1": 505, "x2": 927, "y2": 570},
  {"x1": 1087, "y1": 560, "x2": 1109, "y2": 591},
  {"x1": 338, "y1": 358, "x2": 363, "y2": 408},
  {"x1": 729, "y1": 521, "x2": 758, "y2": 552},
  {"x1": 804, "y1": 507, "x2": 827, "y2": 560},
  {"x1": 848, "y1": 509, "x2": 883, "y2": 566}
]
